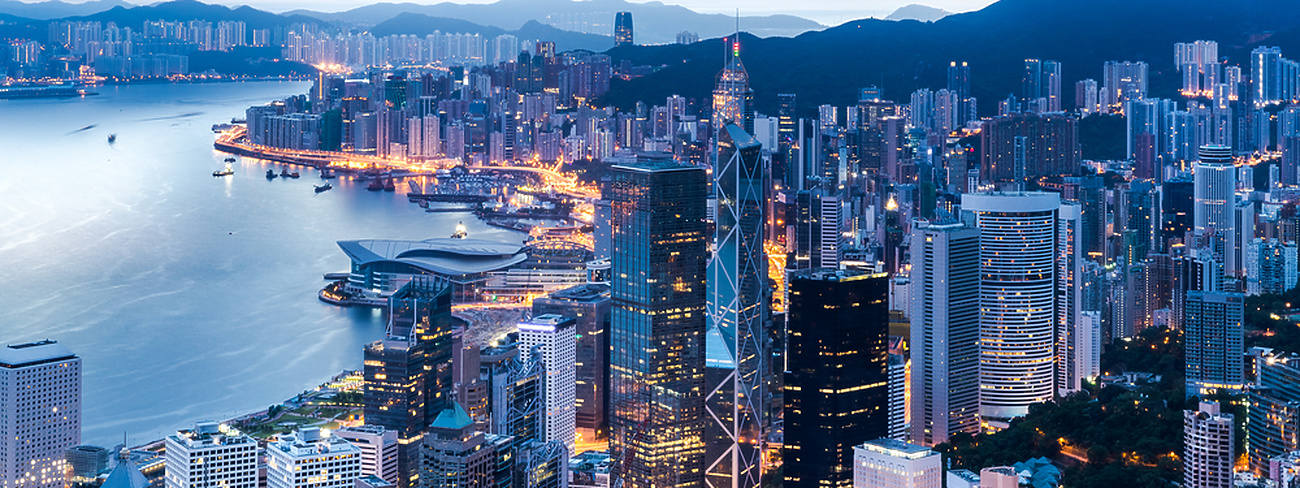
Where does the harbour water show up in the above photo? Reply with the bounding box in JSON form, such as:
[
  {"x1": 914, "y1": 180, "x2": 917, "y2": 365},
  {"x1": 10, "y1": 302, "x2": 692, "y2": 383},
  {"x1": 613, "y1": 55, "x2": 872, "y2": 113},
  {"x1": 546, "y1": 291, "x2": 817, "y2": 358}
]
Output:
[{"x1": 0, "y1": 82, "x2": 522, "y2": 446}]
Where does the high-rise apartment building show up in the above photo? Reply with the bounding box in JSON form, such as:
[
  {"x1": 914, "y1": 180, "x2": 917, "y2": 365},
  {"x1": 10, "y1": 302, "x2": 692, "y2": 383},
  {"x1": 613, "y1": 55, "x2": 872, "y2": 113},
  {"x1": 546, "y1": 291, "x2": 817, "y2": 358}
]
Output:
[
  {"x1": 1022, "y1": 59, "x2": 1061, "y2": 112},
  {"x1": 978, "y1": 112, "x2": 1080, "y2": 183},
  {"x1": 908, "y1": 221, "x2": 981, "y2": 446},
  {"x1": 518, "y1": 314, "x2": 578, "y2": 453},
  {"x1": 0, "y1": 340, "x2": 81, "y2": 488},
  {"x1": 784, "y1": 270, "x2": 890, "y2": 488},
  {"x1": 1247, "y1": 351, "x2": 1300, "y2": 474},
  {"x1": 962, "y1": 192, "x2": 1060, "y2": 421},
  {"x1": 705, "y1": 122, "x2": 768, "y2": 488},
  {"x1": 852, "y1": 439, "x2": 942, "y2": 488},
  {"x1": 1185, "y1": 402, "x2": 1235, "y2": 488},
  {"x1": 1185, "y1": 291, "x2": 1245, "y2": 393},
  {"x1": 163, "y1": 422, "x2": 257, "y2": 488},
  {"x1": 266, "y1": 428, "x2": 361, "y2": 488},
  {"x1": 606, "y1": 157, "x2": 708, "y2": 488},
  {"x1": 334, "y1": 426, "x2": 399, "y2": 485}
]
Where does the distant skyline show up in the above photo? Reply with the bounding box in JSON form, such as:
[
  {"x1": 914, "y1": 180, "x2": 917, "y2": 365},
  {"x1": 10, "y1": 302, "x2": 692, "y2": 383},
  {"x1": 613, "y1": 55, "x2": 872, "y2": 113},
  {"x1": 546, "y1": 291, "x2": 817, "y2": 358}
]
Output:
[{"x1": 10, "y1": 0, "x2": 1000, "y2": 25}]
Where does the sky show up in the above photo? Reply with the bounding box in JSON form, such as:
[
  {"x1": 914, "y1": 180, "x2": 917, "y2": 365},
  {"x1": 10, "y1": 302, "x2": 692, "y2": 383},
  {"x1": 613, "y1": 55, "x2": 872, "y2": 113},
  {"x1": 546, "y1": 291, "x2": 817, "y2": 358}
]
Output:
[{"x1": 23, "y1": 0, "x2": 999, "y2": 25}]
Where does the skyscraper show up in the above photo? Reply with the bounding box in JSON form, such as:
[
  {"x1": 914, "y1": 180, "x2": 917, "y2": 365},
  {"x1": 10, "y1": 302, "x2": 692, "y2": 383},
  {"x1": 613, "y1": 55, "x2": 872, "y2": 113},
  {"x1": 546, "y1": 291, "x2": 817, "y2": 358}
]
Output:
[
  {"x1": 164, "y1": 422, "x2": 258, "y2": 488},
  {"x1": 705, "y1": 123, "x2": 767, "y2": 488},
  {"x1": 1185, "y1": 291, "x2": 1245, "y2": 393},
  {"x1": 713, "y1": 36, "x2": 754, "y2": 135},
  {"x1": 1194, "y1": 145, "x2": 1236, "y2": 237},
  {"x1": 784, "y1": 270, "x2": 890, "y2": 488},
  {"x1": 1185, "y1": 402, "x2": 1234, "y2": 488},
  {"x1": 363, "y1": 338, "x2": 425, "y2": 488},
  {"x1": 1, "y1": 340, "x2": 81, "y2": 488},
  {"x1": 614, "y1": 12, "x2": 633, "y2": 47},
  {"x1": 531, "y1": 284, "x2": 611, "y2": 444},
  {"x1": 335, "y1": 426, "x2": 399, "y2": 485},
  {"x1": 962, "y1": 192, "x2": 1061, "y2": 421},
  {"x1": 1022, "y1": 59, "x2": 1061, "y2": 112},
  {"x1": 948, "y1": 61, "x2": 970, "y2": 125},
  {"x1": 1247, "y1": 351, "x2": 1300, "y2": 474},
  {"x1": 909, "y1": 221, "x2": 981, "y2": 446},
  {"x1": 606, "y1": 156, "x2": 708, "y2": 488},
  {"x1": 517, "y1": 314, "x2": 578, "y2": 453}
]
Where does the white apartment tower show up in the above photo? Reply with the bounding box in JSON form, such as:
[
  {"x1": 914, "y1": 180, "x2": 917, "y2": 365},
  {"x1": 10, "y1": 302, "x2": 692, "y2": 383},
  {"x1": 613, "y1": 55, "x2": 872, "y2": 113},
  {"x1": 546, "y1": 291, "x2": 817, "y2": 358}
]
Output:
[
  {"x1": 852, "y1": 439, "x2": 942, "y2": 488},
  {"x1": 517, "y1": 314, "x2": 578, "y2": 452},
  {"x1": 909, "y1": 221, "x2": 981, "y2": 446},
  {"x1": 1184, "y1": 402, "x2": 1234, "y2": 488},
  {"x1": 164, "y1": 422, "x2": 257, "y2": 488},
  {"x1": 266, "y1": 427, "x2": 362, "y2": 488},
  {"x1": 0, "y1": 340, "x2": 81, "y2": 488},
  {"x1": 962, "y1": 192, "x2": 1061, "y2": 421},
  {"x1": 333, "y1": 426, "x2": 398, "y2": 485}
]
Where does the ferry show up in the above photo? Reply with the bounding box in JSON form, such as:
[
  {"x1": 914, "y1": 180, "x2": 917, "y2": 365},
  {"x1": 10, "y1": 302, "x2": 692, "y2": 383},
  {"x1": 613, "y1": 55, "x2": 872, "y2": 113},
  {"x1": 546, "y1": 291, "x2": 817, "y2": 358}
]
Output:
[
  {"x1": 451, "y1": 221, "x2": 468, "y2": 239},
  {"x1": 213, "y1": 162, "x2": 234, "y2": 177},
  {"x1": 315, "y1": 183, "x2": 333, "y2": 193}
]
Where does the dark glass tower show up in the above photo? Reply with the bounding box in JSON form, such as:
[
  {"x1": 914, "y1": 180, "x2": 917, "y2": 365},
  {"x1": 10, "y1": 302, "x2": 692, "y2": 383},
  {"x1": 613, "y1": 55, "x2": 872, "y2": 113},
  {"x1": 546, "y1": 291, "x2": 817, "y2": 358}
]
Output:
[
  {"x1": 705, "y1": 123, "x2": 767, "y2": 488},
  {"x1": 783, "y1": 270, "x2": 889, "y2": 488},
  {"x1": 607, "y1": 156, "x2": 708, "y2": 488},
  {"x1": 363, "y1": 277, "x2": 454, "y2": 488},
  {"x1": 614, "y1": 12, "x2": 633, "y2": 47}
]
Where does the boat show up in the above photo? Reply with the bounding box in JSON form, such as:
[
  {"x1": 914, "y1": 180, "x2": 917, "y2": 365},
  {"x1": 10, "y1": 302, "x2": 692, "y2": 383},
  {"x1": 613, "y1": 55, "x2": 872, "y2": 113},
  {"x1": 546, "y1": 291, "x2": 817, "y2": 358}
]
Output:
[
  {"x1": 320, "y1": 168, "x2": 336, "y2": 179},
  {"x1": 366, "y1": 179, "x2": 384, "y2": 191},
  {"x1": 266, "y1": 169, "x2": 277, "y2": 179},
  {"x1": 315, "y1": 183, "x2": 332, "y2": 193},
  {"x1": 107, "y1": 134, "x2": 116, "y2": 143},
  {"x1": 383, "y1": 178, "x2": 396, "y2": 192},
  {"x1": 279, "y1": 168, "x2": 292, "y2": 177},
  {"x1": 213, "y1": 162, "x2": 234, "y2": 177},
  {"x1": 223, "y1": 157, "x2": 236, "y2": 163},
  {"x1": 450, "y1": 221, "x2": 468, "y2": 239},
  {"x1": 288, "y1": 172, "x2": 301, "y2": 178}
]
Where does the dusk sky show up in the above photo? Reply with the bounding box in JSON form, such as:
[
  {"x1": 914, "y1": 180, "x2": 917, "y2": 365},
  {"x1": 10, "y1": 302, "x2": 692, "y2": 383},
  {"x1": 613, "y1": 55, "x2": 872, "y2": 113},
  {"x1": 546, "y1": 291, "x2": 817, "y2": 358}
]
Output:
[{"x1": 31, "y1": 0, "x2": 1000, "y2": 24}]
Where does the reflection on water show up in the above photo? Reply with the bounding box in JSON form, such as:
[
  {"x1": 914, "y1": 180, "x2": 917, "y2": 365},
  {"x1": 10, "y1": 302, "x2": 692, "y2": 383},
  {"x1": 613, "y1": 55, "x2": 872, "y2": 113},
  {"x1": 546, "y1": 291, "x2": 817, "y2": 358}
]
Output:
[{"x1": 0, "y1": 82, "x2": 520, "y2": 446}]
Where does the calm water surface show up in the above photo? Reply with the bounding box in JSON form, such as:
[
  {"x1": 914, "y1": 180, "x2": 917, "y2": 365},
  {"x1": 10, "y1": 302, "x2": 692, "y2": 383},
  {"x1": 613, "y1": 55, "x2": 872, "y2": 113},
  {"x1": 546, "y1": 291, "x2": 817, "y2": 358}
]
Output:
[{"x1": 0, "y1": 82, "x2": 520, "y2": 446}]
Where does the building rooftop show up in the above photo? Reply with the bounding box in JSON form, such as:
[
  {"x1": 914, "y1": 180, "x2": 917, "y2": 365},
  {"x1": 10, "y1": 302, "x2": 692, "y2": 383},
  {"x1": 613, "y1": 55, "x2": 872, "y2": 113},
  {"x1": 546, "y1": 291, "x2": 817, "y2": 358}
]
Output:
[
  {"x1": 858, "y1": 438, "x2": 936, "y2": 459},
  {"x1": 338, "y1": 238, "x2": 527, "y2": 277},
  {"x1": 0, "y1": 340, "x2": 77, "y2": 368},
  {"x1": 100, "y1": 453, "x2": 149, "y2": 488},
  {"x1": 429, "y1": 403, "x2": 474, "y2": 432},
  {"x1": 545, "y1": 283, "x2": 610, "y2": 302}
]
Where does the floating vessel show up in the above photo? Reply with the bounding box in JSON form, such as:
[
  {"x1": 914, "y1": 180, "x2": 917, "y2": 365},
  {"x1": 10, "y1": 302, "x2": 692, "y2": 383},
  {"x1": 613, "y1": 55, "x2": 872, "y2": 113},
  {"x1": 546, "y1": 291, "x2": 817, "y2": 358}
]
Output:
[
  {"x1": 266, "y1": 169, "x2": 277, "y2": 179},
  {"x1": 224, "y1": 157, "x2": 236, "y2": 163},
  {"x1": 315, "y1": 183, "x2": 332, "y2": 193},
  {"x1": 213, "y1": 162, "x2": 234, "y2": 177},
  {"x1": 451, "y1": 221, "x2": 468, "y2": 239},
  {"x1": 107, "y1": 134, "x2": 116, "y2": 143},
  {"x1": 287, "y1": 171, "x2": 301, "y2": 178},
  {"x1": 320, "y1": 168, "x2": 336, "y2": 179},
  {"x1": 383, "y1": 178, "x2": 396, "y2": 192},
  {"x1": 280, "y1": 168, "x2": 292, "y2": 177},
  {"x1": 366, "y1": 178, "x2": 384, "y2": 191}
]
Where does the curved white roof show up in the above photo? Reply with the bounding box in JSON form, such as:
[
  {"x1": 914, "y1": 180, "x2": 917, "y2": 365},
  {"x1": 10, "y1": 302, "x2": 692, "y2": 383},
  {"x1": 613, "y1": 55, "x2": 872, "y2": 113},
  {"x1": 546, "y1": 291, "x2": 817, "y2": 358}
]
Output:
[{"x1": 338, "y1": 238, "x2": 528, "y2": 276}]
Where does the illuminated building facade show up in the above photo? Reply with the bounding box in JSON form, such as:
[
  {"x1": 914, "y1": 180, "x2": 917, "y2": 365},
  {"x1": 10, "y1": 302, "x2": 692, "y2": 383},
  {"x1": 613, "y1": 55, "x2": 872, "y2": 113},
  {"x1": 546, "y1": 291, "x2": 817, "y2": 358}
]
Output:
[
  {"x1": 712, "y1": 37, "x2": 754, "y2": 135},
  {"x1": 531, "y1": 284, "x2": 611, "y2": 443},
  {"x1": 1185, "y1": 402, "x2": 1235, "y2": 488},
  {"x1": 1185, "y1": 291, "x2": 1244, "y2": 393},
  {"x1": 334, "y1": 426, "x2": 399, "y2": 485},
  {"x1": 908, "y1": 221, "x2": 981, "y2": 446},
  {"x1": 1247, "y1": 351, "x2": 1300, "y2": 474},
  {"x1": 266, "y1": 428, "x2": 361, "y2": 488},
  {"x1": 517, "y1": 314, "x2": 578, "y2": 453},
  {"x1": 705, "y1": 123, "x2": 768, "y2": 488},
  {"x1": 614, "y1": 12, "x2": 633, "y2": 47},
  {"x1": 851, "y1": 439, "x2": 942, "y2": 488},
  {"x1": 784, "y1": 270, "x2": 890, "y2": 488},
  {"x1": 0, "y1": 341, "x2": 81, "y2": 488},
  {"x1": 606, "y1": 157, "x2": 708, "y2": 488},
  {"x1": 163, "y1": 422, "x2": 257, "y2": 488},
  {"x1": 961, "y1": 192, "x2": 1060, "y2": 421}
]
